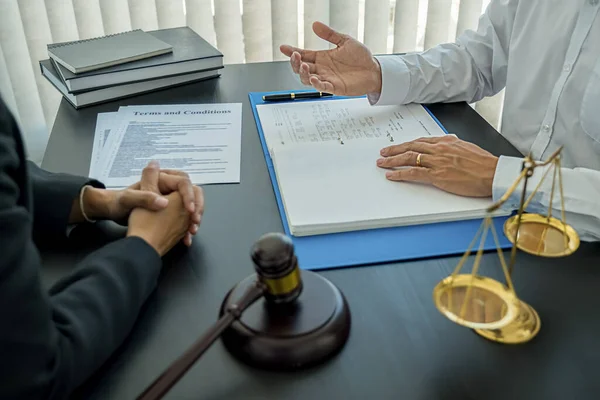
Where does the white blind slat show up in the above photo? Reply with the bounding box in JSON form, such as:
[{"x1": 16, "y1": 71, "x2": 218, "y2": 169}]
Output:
[
  {"x1": 456, "y1": 0, "x2": 502, "y2": 130},
  {"x1": 303, "y1": 0, "x2": 330, "y2": 50},
  {"x1": 128, "y1": 0, "x2": 159, "y2": 31},
  {"x1": 0, "y1": 45, "x2": 20, "y2": 123},
  {"x1": 156, "y1": 0, "x2": 185, "y2": 29},
  {"x1": 423, "y1": 0, "x2": 453, "y2": 49},
  {"x1": 44, "y1": 0, "x2": 79, "y2": 43},
  {"x1": 0, "y1": 0, "x2": 48, "y2": 163},
  {"x1": 330, "y1": 0, "x2": 359, "y2": 41},
  {"x1": 364, "y1": 0, "x2": 390, "y2": 55},
  {"x1": 18, "y1": 0, "x2": 61, "y2": 131},
  {"x1": 214, "y1": 0, "x2": 245, "y2": 64},
  {"x1": 393, "y1": 0, "x2": 419, "y2": 52},
  {"x1": 185, "y1": 0, "x2": 217, "y2": 47},
  {"x1": 243, "y1": 0, "x2": 273, "y2": 63},
  {"x1": 72, "y1": 0, "x2": 105, "y2": 39},
  {"x1": 99, "y1": 0, "x2": 132, "y2": 34},
  {"x1": 456, "y1": 0, "x2": 483, "y2": 35},
  {"x1": 271, "y1": 0, "x2": 298, "y2": 61}
]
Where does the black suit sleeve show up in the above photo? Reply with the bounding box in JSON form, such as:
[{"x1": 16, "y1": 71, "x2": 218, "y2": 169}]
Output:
[
  {"x1": 0, "y1": 107, "x2": 163, "y2": 399},
  {"x1": 27, "y1": 160, "x2": 103, "y2": 237}
]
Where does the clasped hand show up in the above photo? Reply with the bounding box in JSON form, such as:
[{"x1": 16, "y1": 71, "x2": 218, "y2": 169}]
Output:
[{"x1": 79, "y1": 161, "x2": 204, "y2": 254}]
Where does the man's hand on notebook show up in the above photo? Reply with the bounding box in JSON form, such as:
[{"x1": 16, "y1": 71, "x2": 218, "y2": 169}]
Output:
[
  {"x1": 279, "y1": 21, "x2": 382, "y2": 96},
  {"x1": 376, "y1": 135, "x2": 499, "y2": 198}
]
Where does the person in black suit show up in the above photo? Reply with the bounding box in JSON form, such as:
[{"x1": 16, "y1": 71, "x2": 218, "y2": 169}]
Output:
[{"x1": 0, "y1": 97, "x2": 205, "y2": 399}]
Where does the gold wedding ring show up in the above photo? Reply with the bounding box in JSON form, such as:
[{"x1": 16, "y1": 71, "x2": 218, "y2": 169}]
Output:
[{"x1": 416, "y1": 153, "x2": 423, "y2": 167}]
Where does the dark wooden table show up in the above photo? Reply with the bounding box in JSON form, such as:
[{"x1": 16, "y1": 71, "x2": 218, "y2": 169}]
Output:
[{"x1": 42, "y1": 61, "x2": 600, "y2": 400}]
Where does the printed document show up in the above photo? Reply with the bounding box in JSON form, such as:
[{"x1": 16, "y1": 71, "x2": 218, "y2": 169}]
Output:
[
  {"x1": 91, "y1": 103, "x2": 242, "y2": 188},
  {"x1": 89, "y1": 112, "x2": 116, "y2": 178}
]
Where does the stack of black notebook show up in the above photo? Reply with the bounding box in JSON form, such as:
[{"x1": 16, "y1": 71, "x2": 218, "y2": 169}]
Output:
[{"x1": 40, "y1": 27, "x2": 223, "y2": 108}]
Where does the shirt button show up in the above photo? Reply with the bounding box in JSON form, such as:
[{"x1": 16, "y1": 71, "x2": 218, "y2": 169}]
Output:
[
  {"x1": 542, "y1": 124, "x2": 551, "y2": 132},
  {"x1": 563, "y1": 64, "x2": 571, "y2": 72}
]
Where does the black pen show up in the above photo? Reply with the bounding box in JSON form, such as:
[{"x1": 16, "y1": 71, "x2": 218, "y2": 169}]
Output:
[{"x1": 262, "y1": 91, "x2": 333, "y2": 102}]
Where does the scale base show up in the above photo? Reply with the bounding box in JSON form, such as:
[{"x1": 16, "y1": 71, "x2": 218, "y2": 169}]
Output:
[
  {"x1": 219, "y1": 270, "x2": 351, "y2": 370},
  {"x1": 474, "y1": 300, "x2": 540, "y2": 344}
]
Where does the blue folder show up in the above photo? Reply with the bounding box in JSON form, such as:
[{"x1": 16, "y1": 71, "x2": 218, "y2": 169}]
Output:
[{"x1": 249, "y1": 91, "x2": 511, "y2": 271}]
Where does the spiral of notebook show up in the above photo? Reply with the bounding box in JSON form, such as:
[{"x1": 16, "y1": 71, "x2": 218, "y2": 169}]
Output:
[{"x1": 256, "y1": 97, "x2": 507, "y2": 237}]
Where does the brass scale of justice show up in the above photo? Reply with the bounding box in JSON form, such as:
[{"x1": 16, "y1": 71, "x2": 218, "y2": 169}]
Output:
[{"x1": 432, "y1": 146, "x2": 579, "y2": 344}]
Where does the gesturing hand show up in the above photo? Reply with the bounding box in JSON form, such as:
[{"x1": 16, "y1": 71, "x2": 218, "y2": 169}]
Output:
[
  {"x1": 280, "y1": 21, "x2": 382, "y2": 96},
  {"x1": 376, "y1": 136, "x2": 499, "y2": 197}
]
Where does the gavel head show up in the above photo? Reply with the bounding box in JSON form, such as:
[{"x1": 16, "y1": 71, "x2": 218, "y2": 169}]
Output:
[{"x1": 251, "y1": 233, "x2": 303, "y2": 304}]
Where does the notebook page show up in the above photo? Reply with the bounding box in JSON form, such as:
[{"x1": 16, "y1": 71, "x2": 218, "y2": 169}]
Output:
[
  {"x1": 256, "y1": 98, "x2": 445, "y2": 156},
  {"x1": 271, "y1": 139, "x2": 499, "y2": 236}
]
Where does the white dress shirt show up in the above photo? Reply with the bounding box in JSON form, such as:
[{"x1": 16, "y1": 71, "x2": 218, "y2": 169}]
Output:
[{"x1": 370, "y1": 0, "x2": 600, "y2": 241}]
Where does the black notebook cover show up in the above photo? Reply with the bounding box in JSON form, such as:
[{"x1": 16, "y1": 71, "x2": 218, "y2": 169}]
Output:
[{"x1": 41, "y1": 58, "x2": 220, "y2": 109}]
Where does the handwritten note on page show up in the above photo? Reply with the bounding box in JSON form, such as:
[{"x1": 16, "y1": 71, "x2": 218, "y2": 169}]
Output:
[{"x1": 256, "y1": 97, "x2": 445, "y2": 154}]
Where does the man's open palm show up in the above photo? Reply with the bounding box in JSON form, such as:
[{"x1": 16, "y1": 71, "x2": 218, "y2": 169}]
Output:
[{"x1": 280, "y1": 21, "x2": 382, "y2": 96}]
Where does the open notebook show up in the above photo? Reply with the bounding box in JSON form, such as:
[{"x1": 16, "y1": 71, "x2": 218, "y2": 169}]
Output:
[{"x1": 256, "y1": 97, "x2": 504, "y2": 237}]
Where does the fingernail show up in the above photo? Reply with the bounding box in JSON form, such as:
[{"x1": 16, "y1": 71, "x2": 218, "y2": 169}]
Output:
[
  {"x1": 377, "y1": 158, "x2": 384, "y2": 166},
  {"x1": 149, "y1": 160, "x2": 159, "y2": 168},
  {"x1": 380, "y1": 148, "x2": 387, "y2": 156},
  {"x1": 385, "y1": 172, "x2": 393, "y2": 178},
  {"x1": 189, "y1": 202, "x2": 195, "y2": 212},
  {"x1": 154, "y1": 196, "x2": 168, "y2": 207},
  {"x1": 193, "y1": 224, "x2": 198, "y2": 233}
]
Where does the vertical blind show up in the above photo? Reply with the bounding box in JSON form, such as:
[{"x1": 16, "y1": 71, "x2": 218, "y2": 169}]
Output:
[{"x1": 0, "y1": 0, "x2": 501, "y2": 164}]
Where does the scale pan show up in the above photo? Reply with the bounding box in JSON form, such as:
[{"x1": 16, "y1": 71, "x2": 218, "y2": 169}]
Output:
[
  {"x1": 504, "y1": 214, "x2": 579, "y2": 257},
  {"x1": 433, "y1": 274, "x2": 520, "y2": 331}
]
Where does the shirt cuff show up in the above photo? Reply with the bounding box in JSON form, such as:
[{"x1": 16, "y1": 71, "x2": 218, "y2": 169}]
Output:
[
  {"x1": 492, "y1": 155, "x2": 524, "y2": 210},
  {"x1": 368, "y1": 55, "x2": 411, "y2": 106}
]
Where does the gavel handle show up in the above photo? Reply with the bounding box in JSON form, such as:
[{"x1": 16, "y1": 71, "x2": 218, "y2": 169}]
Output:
[{"x1": 137, "y1": 281, "x2": 267, "y2": 400}]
